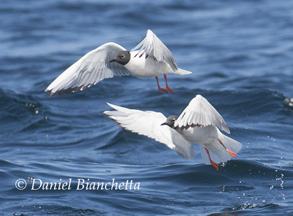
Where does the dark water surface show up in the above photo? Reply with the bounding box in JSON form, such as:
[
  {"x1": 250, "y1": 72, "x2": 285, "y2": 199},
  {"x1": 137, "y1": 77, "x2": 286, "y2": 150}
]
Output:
[{"x1": 0, "y1": 0, "x2": 293, "y2": 215}]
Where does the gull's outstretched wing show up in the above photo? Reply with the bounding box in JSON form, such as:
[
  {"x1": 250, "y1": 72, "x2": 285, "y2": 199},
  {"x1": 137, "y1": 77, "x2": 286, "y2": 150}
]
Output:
[
  {"x1": 130, "y1": 29, "x2": 178, "y2": 71},
  {"x1": 174, "y1": 95, "x2": 230, "y2": 134},
  {"x1": 45, "y1": 42, "x2": 132, "y2": 96},
  {"x1": 103, "y1": 103, "x2": 195, "y2": 159}
]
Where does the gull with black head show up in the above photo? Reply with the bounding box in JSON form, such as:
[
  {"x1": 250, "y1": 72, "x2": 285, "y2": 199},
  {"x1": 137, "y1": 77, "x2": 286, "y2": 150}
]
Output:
[
  {"x1": 45, "y1": 29, "x2": 191, "y2": 96},
  {"x1": 103, "y1": 95, "x2": 242, "y2": 170}
]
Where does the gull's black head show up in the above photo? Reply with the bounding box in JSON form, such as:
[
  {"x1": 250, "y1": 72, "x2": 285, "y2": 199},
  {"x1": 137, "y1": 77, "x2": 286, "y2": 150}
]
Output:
[
  {"x1": 161, "y1": 115, "x2": 178, "y2": 128},
  {"x1": 109, "y1": 51, "x2": 130, "y2": 65}
]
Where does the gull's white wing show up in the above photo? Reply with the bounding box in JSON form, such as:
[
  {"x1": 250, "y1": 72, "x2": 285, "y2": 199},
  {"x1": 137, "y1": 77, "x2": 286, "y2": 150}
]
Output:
[
  {"x1": 174, "y1": 95, "x2": 230, "y2": 134},
  {"x1": 103, "y1": 103, "x2": 195, "y2": 159},
  {"x1": 45, "y1": 42, "x2": 132, "y2": 96},
  {"x1": 130, "y1": 29, "x2": 178, "y2": 71}
]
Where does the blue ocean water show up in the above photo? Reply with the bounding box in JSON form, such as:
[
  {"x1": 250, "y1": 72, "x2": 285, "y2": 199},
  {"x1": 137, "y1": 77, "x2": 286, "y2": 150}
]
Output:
[{"x1": 0, "y1": 0, "x2": 293, "y2": 215}]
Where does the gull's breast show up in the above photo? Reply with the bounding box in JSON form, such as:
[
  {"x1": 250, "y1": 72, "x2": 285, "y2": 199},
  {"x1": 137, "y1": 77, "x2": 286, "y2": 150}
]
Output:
[
  {"x1": 178, "y1": 125, "x2": 218, "y2": 145},
  {"x1": 125, "y1": 51, "x2": 173, "y2": 77}
]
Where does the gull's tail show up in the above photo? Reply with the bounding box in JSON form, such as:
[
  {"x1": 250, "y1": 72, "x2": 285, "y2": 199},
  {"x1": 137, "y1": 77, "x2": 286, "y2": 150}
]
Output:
[
  {"x1": 176, "y1": 68, "x2": 192, "y2": 75},
  {"x1": 201, "y1": 129, "x2": 242, "y2": 165}
]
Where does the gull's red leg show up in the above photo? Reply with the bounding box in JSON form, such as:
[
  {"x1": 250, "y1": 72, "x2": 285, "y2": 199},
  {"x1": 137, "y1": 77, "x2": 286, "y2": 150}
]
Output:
[
  {"x1": 155, "y1": 76, "x2": 167, "y2": 93},
  {"x1": 205, "y1": 147, "x2": 219, "y2": 170},
  {"x1": 217, "y1": 139, "x2": 237, "y2": 158},
  {"x1": 164, "y1": 74, "x2": 174, "y2": 94}
]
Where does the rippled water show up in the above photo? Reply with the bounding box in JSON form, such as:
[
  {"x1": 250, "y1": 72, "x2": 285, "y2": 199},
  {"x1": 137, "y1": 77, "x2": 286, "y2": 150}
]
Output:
[{"x1": 0, "y1": 0, "x2": 293, "y2": 215}]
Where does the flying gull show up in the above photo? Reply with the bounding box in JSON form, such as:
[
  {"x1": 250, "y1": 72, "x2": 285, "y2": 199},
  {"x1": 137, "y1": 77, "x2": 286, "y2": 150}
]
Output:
[
  {"x1": 103, "y1": 95, "x2": 242, "y2": 170},
  {"x1": 45, "y1": 29, "x2": 191, "y2": 96}
]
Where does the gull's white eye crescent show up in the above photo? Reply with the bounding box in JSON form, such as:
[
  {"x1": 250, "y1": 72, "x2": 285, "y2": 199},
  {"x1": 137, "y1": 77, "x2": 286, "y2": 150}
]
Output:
[{"x1": 121, "y1": 54, "x2": 125, "y2": 59}]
